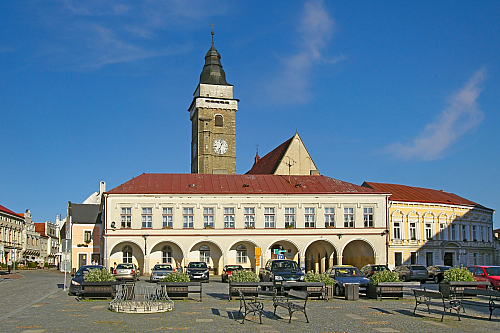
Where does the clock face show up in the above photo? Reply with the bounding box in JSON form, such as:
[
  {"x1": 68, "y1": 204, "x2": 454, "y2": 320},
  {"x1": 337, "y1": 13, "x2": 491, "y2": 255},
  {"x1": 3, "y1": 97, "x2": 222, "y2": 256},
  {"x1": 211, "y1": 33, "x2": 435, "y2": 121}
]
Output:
[{"x1": 213, "y1": 139, "x2": 228, "y2": 155}]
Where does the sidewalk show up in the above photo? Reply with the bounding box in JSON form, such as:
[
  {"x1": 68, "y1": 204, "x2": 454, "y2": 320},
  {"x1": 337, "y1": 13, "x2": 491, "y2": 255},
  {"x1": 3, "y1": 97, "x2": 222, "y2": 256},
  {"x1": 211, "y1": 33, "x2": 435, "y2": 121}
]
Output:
[{"x1": 0, "y1": 271, "x2": 24, "y2": 280}]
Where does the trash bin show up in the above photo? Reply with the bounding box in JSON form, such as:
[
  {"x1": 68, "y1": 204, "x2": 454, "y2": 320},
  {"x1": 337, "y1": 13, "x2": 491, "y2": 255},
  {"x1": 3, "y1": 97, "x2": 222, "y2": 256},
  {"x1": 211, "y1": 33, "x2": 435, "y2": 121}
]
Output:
[{"x1": 344, "y1": 283, "x2": 359, "y2": 300}]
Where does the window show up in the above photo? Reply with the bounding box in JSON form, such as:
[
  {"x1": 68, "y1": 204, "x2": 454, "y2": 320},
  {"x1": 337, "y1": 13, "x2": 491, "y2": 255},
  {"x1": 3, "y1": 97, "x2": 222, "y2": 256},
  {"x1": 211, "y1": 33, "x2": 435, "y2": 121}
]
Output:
[
  {"x1": 224, "y1": 207, "x2": 235, "y2": 228},
  {"x1": 203, "y1": 207, "x2": 215, "y2": 228},
  {"x1": 162, "y1": 245, "x2": 173, "y2": 264},
  {"x1": 236, "y1": 245, "x2": 247, "y2": 264},
  {"x1": 324, "y1": 207, "x2": 335, "y2": 227},
  {"x1": 123, "y1": 245, "x2": 133, "y2": 263},
  {"x1": 462, "y1": 225, "x2": 467, "y2": 241},
  {"x1": 183, "y1": 208, "x2": 194, "y2": 228},
  {"x1": 425, "y1": 223, "x2": 432, "y2": 240},
  {"x1": 162, "y1": 207, "x2": 173, "y2": 228},
  {"x1": 244, "y1": 207, "x2": 255, "y2": 228},
  {"x1": 409, "y1": 222, "x2": 416, "y2": 240},
  {"x1": 215, "y1": 115, "x2": 223, "y2": 127},
  {"x1": 481, "y1": 226, "x2": 485, "y2": 241},
  {"x1": 393, "y1": 222, "x2": 401, "y2": 240},
  {"x1": 84, "y1": 231, "x2": 92, "y2": 243},
  {"x1": 141, "y1": 207, "x2": 153, "y2": 228},
  {"x1": 121, "y1": 207, "x2": 132, "y2": 228},
  {"x1": 410, "y1": 252, "x2": 417, "y2": 265},
  {"x1": 284, "y1": 207, "x2": 295, "y2": 228},
  {"x1": 304, "y1": 207, "x2": 315, "y2": 228},
  {"x1": 439, "y1": 223, "x2": 446, "y2": 240},
  {"x1": 344, "y1": 207, "x2": 354, "y2": 228},
  {"x1": 363, "y1": 207, "x2": 374, "y2": 227},
  {"x1": 265, "y1": 208, "x2": 275, "y2": 228},
  {"x1": 472, "y1": 225, "x2": 477, "y2": 241},
  {"x1": 451, "y1": 224, "x2": 457, "y2": 240},
  {"x1": 200, "y1": 245, "x2": 210, "y2": 263}
]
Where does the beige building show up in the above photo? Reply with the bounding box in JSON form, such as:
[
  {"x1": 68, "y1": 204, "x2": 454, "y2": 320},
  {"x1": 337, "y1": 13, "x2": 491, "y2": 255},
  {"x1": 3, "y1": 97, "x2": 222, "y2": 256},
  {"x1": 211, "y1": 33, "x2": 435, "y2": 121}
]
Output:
[
  {"x1": 22, "y1": 210, "x2": 41, "y2": 261},
  {"x1": 0, "y1": 204, "x2": 24, "y2": 264},
  {"x1": 363, "y1": 182, "x2": 495, "y2": 269}
]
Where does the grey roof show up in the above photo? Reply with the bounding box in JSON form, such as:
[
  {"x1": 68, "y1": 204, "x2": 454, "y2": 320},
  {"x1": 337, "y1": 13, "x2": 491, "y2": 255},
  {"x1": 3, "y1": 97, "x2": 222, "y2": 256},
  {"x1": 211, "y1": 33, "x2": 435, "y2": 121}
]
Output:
[
  {"x1": 199, "y1": 38, "x2": 229, "y2": 86},
  {"x1": 68, "y1": 202, "x2": 102, "y2": 224}
]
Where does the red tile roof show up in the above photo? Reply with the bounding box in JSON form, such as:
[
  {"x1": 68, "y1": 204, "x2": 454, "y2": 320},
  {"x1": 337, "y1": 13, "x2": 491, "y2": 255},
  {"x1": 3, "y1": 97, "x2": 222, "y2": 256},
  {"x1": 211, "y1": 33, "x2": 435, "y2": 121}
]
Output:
[
  {"x1": 108, "y1": 173, "x2": 383, "y2": 195},
  {"x1": 0, "y1": 204, "x2": 23, "y2": 218},
  {"x1": 246, "y1": 137, "x2": 293, "y2": 174},
  {"x1": 362, "y1": 182, "x2": 488, "y2": 208}
]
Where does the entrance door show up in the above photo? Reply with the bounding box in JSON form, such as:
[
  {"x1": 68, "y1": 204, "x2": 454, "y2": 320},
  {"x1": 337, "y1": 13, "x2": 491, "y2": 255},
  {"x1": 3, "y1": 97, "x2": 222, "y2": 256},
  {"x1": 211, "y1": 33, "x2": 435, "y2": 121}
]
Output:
[
  {"x1": 394, "y1": 252, "x2": 402, "y2": 266},
  {"x1": 426, "y1": 252, "x2": 433, "y2": 266},
  {"x1": 444, "y1": 252, "x2": 454, "y2": 266},
  {"x1": 78, "y1": 254, "x2": 87, "y2": 268}
]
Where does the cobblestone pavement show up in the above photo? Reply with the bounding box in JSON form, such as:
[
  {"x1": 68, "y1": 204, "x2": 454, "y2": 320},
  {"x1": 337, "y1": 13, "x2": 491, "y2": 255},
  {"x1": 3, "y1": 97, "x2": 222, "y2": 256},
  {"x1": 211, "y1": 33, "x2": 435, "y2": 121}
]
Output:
[{"x1": 1, "y1": 270, "x2": 500, "y2": 333}]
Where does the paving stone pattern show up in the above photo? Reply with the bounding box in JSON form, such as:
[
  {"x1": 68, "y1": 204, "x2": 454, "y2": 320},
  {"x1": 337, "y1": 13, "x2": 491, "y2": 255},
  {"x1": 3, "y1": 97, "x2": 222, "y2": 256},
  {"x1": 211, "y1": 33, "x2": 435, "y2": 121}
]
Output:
[{"x1": 1, "y1": 270, "x2": 500, "y2": 332}]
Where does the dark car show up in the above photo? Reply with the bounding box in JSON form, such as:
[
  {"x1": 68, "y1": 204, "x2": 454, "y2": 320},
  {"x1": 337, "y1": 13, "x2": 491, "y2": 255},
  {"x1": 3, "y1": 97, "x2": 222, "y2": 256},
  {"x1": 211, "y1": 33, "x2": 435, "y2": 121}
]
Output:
[
  {"x1": 360, "y1": 264, "x2": 389, "y2": 278},
  {"x1": 325, "y1": 266, "x2": 370, "y2": 296},
  {"x1": 186, "y1": 261, "x2": 210, "y2": 282},
  {"x1": 427, "y1": 265, "x2": 452, "y2": 283},
  {"x1": 467, "y1": 266, "x2": 500, "y2": 290},
  {"x1": 259, "y1": 259, "x2": 305, "y2": 284},
  {"x1": 150, "y1": 264, "x2": 175, "y2": 283},
  {"x1": 394, "y1": 265, "x2": 428, "y2": 283},
  {"x1": 69, "y1": 265, "x2": 104, "y2": 295},
  {"x1": 221, "y1": 265, "x2": 244, "y2": 282}
]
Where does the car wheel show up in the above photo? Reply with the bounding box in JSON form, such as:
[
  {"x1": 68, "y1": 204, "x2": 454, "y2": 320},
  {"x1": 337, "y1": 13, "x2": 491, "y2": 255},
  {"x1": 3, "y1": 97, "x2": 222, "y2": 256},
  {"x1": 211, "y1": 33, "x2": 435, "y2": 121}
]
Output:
[
  {"x1": 421, "y1": 279, "x2": 426, "y2": 284},
  {"x1": 434, "y1": 276, "x2": 440, "y2": 284},
  {"x1": 401, "y1": 276, "x2": 407, "y2": 282},
  {"x1": 334, "y1": 284, "x2": 342, "y2": 296}
]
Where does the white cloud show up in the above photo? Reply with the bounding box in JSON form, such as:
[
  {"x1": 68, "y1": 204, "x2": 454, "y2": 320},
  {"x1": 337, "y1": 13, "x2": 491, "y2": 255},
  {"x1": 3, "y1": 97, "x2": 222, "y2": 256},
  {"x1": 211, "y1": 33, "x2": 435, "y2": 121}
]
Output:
[
  {"x1": 267, "y1": 0, "x2": 341, "y2": 104},
  {"x1": 385, "y1": 68, "x2": 486, "y2": 160}
]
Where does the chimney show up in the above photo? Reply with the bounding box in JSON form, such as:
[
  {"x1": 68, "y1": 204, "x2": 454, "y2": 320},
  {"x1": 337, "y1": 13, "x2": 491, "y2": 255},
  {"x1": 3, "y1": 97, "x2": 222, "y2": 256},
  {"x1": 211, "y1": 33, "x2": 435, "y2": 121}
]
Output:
[{"x1": 99, "y1": 181, "x2": 106, "y2": 194}]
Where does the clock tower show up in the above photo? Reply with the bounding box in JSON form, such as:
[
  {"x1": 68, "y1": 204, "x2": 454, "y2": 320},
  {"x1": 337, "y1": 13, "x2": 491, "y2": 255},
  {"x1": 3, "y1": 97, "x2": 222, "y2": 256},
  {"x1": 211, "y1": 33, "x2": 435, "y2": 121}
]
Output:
[{"x1": 189, "y1": 32, "x2": 238, "y2": 174}]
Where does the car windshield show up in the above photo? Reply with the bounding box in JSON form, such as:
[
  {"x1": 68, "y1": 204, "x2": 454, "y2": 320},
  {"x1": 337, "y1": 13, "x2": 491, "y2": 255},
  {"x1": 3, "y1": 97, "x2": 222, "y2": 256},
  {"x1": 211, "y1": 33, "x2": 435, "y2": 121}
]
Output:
[
  {"x1": 437, "y1": 266, "x2": 452, "y2": 272},
  {"x1": 485, "y1": 267, "x2": 500, "y2": 276},
  {"x1": 271, "y1": 261, "x2": 299, "y2": 270},
  {"x1": 153, "y1": 264, "x2": 172, "y2": 270},
  {"x1": 117, "y1": 264, "x2": 134, "y2": 269},
  {"x1": 335, "y1": 268, "x2": 363, "y2": 277},
  {"x1": 76, "y1": 266, "x2": 102, "y2": 276},
  {"x1": 226, "y1": 266, "x2": 243, "y2": 271},
  {"x1": 410, "y1": 265, "x2": 427, "y2": 270},
  {"x1": 188, "y1": 262, "x2": 207, "y2": 269}
]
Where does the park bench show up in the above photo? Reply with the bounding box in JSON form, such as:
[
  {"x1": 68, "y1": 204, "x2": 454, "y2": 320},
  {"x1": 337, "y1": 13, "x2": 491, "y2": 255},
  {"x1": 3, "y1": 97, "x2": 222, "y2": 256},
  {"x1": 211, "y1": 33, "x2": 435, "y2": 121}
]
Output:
[
  {"x1": 159, "y1": 282, "x2": 202, "y2": 301},
  {"x1": 273, "y1": 289, "x2": 309, "y2": 323},
  {"x1": 237, "y1": 289, "x2": 263, "y2": 324},
  {"x1": 413, "y1": 289, "x2": 461, "y2": 321},
  {"x1": 282, "y1": 281, "x2": 328, "y2": 300},
  {"x1": 461, "y1": 288, "x2": 500, "y2": 320}
]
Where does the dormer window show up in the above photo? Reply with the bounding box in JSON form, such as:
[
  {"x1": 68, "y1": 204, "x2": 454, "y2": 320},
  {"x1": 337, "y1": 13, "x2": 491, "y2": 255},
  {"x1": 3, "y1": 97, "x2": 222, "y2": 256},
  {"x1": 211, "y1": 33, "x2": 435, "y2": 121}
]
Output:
[{"x1": 215, "y1": 115, "x2": 223, "y2": 127}]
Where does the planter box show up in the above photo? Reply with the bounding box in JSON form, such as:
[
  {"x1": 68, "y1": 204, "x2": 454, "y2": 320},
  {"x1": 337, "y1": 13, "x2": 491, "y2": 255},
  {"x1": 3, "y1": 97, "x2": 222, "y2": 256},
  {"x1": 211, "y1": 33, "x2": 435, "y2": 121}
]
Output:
[
  {"x1": 439, "y1": 281, "x2": 490, "y2": 299},
  {"x1": 228, "y1": 282, "x2": 259, "y2": 300},
  {"x1": 80, "y1": 281, "x2": 120, "y2": 299},
  {"x1": 367, "y1": 283, "x2": 404, "y2": 300},
  {"x1": 159, "y1": 282, "x2": 203, "y2": 301}
]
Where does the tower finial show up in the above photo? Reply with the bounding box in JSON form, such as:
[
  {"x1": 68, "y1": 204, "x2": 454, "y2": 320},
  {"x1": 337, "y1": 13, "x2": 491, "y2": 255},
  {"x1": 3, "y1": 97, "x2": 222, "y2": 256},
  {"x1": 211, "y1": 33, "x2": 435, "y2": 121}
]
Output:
[{"x1": 210, "y1": 22, "x2": 215, "y2": 44}]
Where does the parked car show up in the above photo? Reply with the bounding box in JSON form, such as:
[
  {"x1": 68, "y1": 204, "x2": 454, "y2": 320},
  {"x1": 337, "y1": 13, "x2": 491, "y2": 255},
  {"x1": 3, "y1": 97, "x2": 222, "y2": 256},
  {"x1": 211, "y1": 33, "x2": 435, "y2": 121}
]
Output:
[
  {"x1": 150, "y1": 264, "x2": 174, "y2": 282},
  {"x1": 113, "y1": 263, "x2": 139, "y2": 281},
  {"x1": 259, "y1": 259, "x2": 305, "y2": 284},
  {"x1": 427, "y1": 265, "x2": 452, "y2": 283},
  {"x1": 221, "y1": 265, "x2": 244, "y2": 282},
  {"x1": 360, "y1": 264, "x2": 389, "y2": 278},
  {"x1": 325, "y1": 266, "x2": 370, "y2": 296},
  {"x1": 467, "y1": 266, "x2": 500, "y2": 290},
  {"x1": 394, "y1": 265, "x2": 428, "y2": 283},
  {"x1": 69, "y1": 265, "x2": 104, "y2": 295},
  {"x1": 185, "y1": 261, "x2": 210, "y2": 282}
]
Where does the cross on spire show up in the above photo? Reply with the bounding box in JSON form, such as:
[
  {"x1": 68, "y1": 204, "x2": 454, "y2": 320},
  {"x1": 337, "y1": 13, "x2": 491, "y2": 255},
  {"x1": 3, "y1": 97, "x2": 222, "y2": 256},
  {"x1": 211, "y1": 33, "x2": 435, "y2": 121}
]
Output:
[{"x1": 210, "y1": 22, "x2": 215, "y2": 43}]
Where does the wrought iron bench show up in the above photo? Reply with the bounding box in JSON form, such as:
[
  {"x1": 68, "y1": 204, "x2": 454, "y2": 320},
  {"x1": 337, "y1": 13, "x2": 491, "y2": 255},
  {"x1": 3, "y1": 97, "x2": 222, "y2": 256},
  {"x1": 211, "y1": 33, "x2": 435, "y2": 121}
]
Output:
[
  {"x1": 237, "y1": 289, "x2": 263, "y2": 324},
  {"x1": 461, "y1": 288, "x2": 500, "y2": 320},
  {"x1": 413, "y1": 289, "x2": 461, "y2": 321},
  {"x1": 273, "y1": 289, "x2": 309, "y2": 323}
]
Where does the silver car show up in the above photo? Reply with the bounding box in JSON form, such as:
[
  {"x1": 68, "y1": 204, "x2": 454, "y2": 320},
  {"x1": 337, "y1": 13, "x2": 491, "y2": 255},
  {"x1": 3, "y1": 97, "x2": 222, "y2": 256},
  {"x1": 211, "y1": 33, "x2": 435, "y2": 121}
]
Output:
[
  {"x1": 150, "y1": 264, "x2": 174, "y2": 282},
  {"x1": 113, "y1": 263, "x2": 139, "y2": 281}
]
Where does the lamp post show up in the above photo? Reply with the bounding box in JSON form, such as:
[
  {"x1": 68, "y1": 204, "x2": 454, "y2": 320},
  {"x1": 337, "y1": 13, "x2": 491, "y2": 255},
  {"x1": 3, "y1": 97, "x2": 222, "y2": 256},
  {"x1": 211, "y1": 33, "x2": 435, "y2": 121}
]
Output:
[{"x1": 142, "y1": 234, "x2": 149, "y2": 277}]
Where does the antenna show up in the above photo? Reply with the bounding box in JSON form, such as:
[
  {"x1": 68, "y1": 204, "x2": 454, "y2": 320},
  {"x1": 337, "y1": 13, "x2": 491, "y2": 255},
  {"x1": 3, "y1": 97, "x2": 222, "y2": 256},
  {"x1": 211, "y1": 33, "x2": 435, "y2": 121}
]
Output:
[{"x1": 285, "y1": 156, "x2": 296, "y2": 184}]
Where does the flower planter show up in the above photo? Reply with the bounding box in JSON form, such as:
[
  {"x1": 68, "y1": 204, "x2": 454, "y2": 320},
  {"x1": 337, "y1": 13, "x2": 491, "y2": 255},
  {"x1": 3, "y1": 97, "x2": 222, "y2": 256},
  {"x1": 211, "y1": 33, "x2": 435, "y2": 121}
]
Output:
[
  {"x1": 439, "y1": 281, "x2": 490, "y2": 299},
  {"x1": 367, "y1": 283, "x2": 404, "y2": 300},
  {"x1": 80, "y1": 281, "x2": 120, "y2": 299}
]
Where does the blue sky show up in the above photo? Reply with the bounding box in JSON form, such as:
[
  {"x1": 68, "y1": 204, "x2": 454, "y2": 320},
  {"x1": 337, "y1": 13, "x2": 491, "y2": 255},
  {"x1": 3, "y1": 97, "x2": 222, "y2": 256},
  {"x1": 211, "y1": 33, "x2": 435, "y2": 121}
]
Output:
[{"x1": 1, "y1": 1, "x2": 499, "y2": 227}]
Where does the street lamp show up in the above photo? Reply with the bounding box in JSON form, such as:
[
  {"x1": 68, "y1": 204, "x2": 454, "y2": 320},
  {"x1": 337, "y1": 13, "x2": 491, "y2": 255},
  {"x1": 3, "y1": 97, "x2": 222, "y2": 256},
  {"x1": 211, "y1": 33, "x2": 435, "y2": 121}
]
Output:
[{"x1": 142, "y1": 234, "x2": 149, "y2": 255}]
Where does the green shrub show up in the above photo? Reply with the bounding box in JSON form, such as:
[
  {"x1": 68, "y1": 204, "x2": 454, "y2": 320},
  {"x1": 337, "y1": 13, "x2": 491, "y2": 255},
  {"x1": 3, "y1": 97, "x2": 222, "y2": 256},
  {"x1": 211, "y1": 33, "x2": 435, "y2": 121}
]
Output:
[
  {"x1": 304, "y1": 271, "x2": 334, "y2": 285},
  {"x1": 27, "y1": 262, "x2": 37, "y2": 268},
  {"x1": 369, "y1": 270, "x2": 400, "y2": 285},
  {"x1": 443, "y1": 266, "x2": 474, "y2": 283},
  {"x1": 44, "y1": 262, "x2": 49, "y2": 267},
  {"x1": 161, "y1": 272, "x2": 191, "y2": 282},
  {"x1": 84, "y1": 268, "x2": 116, "y2": 282},
  {"x1": 0, "y1": 263, "x2": 6, "y2": 268},
  {"x1": 227, "y1": 269, "x2": 260, "y2": 282}
]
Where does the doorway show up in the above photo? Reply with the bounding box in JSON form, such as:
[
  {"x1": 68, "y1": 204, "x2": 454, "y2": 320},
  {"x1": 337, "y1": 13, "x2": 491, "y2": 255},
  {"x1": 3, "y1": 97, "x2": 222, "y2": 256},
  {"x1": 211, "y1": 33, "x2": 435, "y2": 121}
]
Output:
[
  {"x1": 78, "y1": 254, "x2": 87, "y2": 268},
  {"x1": 394, "y1": 252, "x2": 402, "y2": 267},
  {"x1": 444, "y1": 252, "x2": 454, "y2": 266}
]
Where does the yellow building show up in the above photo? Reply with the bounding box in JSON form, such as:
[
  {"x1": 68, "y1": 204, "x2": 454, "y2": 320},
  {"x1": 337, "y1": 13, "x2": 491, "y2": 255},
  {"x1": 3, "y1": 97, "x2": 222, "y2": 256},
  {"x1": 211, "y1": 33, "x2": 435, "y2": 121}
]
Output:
[{"x1": 363, "y1": 182, "x2": 495, "y2": 269}]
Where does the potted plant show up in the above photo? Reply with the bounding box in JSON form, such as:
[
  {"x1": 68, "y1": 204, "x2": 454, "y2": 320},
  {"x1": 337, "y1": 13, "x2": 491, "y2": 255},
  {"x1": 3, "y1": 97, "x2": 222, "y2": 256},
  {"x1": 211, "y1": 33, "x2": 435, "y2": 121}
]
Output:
[
  {"x1": 304, "y1": 271, "x2": 334, "y2": 299},
  {"x1": 439, "y1": 266, "x2": 475, "y2": 298},
  {"x1": 285, "y1": 224, "x2": 295, "y2": 229},
  {"x1": 160, "y1": 272, "x2": 191, "y2": 298},
  {"x1": 228, "y1": 269, "x2": 260, "y2": 299},
  {"x1": 367, "y1": 270, "x2": 402, "y2": 299},
  {"x1": 81, "y1": 267, "x2": 119, "y2": 299}
]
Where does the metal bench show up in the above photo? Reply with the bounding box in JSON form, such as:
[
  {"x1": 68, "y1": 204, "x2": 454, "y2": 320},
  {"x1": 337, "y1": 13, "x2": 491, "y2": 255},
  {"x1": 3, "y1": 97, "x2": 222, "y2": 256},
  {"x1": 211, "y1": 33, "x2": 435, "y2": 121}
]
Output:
[
  {"x1": 273, "y1": 289, "x2": 309, "y2": 323},
  {"x1": 237, "y1": 289, "x2": 263, "y2": 324},
  {"x1": 413, "y1": 289, "x2": 461, "y2": 321},
  {"x1": 461, "y1": 288, "x2": 500, "y2": 320}
]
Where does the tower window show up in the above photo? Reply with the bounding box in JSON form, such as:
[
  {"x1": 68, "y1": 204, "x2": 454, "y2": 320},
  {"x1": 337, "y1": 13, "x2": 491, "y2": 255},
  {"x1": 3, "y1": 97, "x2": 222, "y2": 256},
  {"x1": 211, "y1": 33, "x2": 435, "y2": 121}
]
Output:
[{"x1": 215, "y1": 115, "x2": 223, "y2": 127}]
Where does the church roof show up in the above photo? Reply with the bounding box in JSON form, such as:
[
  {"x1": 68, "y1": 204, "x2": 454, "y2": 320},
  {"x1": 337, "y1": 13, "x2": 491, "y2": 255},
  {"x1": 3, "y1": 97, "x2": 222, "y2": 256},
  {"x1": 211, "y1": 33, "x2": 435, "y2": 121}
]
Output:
[
  {"x1": 362, "y1": 182, "x2": 490, "y2": 209},
  {"x1": 108, "y1": 173, "x2": 383, "y2": 195},
  {"x1": 246, "y1": 137, "x2": 293, "y2": 174},
  {"x1": 199, "y1": 32, "x2": 229, "y2": 86}
]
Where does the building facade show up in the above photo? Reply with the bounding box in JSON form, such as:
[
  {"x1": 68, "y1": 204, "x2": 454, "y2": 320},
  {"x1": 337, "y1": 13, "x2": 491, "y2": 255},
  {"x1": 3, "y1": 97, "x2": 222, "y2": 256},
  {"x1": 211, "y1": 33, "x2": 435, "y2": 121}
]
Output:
[
  {"x1": 22, "y1": 210, "x2": 41, "y2": 262},
  {"x1": 363, "y1": 182, "x2": 495, "y2": 269},
  {"x1": 0, "y1": 204, "x2": 24, "y2": 264}
]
